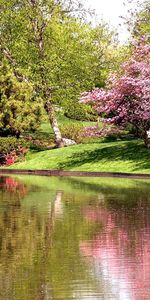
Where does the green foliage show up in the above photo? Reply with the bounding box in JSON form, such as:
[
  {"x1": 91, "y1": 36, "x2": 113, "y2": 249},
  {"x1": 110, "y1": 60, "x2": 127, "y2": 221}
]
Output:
[
  {"x1": 0, "y1": 137, "x2": 18, "y2": 153},
  {"x1": 50, "y1": 22, "x2": 118, "y2": 107},
  {"x1": 0, "y1": 62, "x2": 42, "y2": 136},
  {"x1": 132, "y1": 1, "x2": 150, "y2": 41},
  {"x1": 0, "y1": 0, "x2": 118, "y2": 144},
  {"x1": 0, "y1": 0, "x2": 116, "y2": 105},
  {"x1": 60, "y1": 123, "x2": 84, "y2": 143},
  {"x1": 64, "y1": 101, "x2": 97, "y2": 121}
]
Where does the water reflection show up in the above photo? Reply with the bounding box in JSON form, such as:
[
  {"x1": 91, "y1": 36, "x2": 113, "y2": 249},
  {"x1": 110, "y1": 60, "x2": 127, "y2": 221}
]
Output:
[
  {"x1": 80, "y1": 206, "x2": 150, "y2": 299},
  {"x1": 0, "y1": 175, "x2": 150, "y2": 299}
]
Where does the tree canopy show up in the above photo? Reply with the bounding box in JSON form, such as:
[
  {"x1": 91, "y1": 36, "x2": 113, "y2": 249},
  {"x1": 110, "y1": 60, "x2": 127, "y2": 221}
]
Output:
[
  {"x1": 0, "y1": 0, "x2": 115, "y2": 146},
  {"x1": 128, "y1": 0, "x2": 150, "y2": 41},
  {"x1": 80, "y1": 42, "x2": 150, "y2": 148}
]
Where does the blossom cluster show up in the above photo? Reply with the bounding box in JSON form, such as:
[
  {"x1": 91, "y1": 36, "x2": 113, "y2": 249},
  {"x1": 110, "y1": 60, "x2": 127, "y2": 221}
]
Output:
[{"x1": 80, "y1": 42, "x2": 150, "y2": 145}]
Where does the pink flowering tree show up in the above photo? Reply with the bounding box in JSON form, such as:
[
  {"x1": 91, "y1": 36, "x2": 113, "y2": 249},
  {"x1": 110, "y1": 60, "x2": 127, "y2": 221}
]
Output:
[{"x1": 80, "y1": 42, "x2": 150, "y2": 148}]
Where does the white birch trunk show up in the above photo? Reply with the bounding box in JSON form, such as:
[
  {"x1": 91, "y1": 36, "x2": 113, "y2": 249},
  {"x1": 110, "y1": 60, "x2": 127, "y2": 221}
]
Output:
[{"x1": 45, "y1": 101, "x2": 64, "y2": 148}]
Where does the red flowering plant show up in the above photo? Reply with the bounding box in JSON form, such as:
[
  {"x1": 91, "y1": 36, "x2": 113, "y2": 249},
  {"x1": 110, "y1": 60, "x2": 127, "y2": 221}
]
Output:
[
  {"x1": 80, "y1": 42, "x2": 150, "y2": 148},
  {"x1": 0, "y1": 137, "x2": 28, "y2": 166}
]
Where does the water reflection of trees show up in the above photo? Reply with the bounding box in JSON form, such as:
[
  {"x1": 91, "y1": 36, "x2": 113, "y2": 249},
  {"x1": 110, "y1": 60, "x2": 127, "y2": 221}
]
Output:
[
  {"x1": 0, "y1": 178, "x2": 95, "y2": 299},
  {"x1": 80, "y1": 181, "x2": 150, "y2": 300},
  {"x1": 0, "y1": 175, "x2": 150, "y2": 299},
  {"x1": 0, "y1": 177, "x2": 46, "y2": 299}
]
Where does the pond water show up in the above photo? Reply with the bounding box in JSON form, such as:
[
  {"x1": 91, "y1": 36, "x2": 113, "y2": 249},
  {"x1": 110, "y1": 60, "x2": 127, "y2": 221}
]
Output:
[{"x1": 0, "y1": 175, "x2": 150, "y2": 300}]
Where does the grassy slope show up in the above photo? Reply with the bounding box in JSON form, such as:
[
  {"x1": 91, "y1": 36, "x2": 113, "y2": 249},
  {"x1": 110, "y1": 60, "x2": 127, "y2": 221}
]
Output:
[
  {"x1": 2, "y1": 115, "x2": 150, "y2": 174},
  {"x1": 8, "y1": 139, "x2": 150, "y2": 173}
]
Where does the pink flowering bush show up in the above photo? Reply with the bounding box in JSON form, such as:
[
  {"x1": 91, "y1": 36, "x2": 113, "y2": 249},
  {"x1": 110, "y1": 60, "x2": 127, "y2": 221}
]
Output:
[{"x1": 80, "y1": 42, "x2": 150, "y2": 148}]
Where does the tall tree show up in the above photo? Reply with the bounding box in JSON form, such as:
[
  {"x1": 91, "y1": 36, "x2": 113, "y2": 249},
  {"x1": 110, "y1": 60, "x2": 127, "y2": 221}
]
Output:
[{"x1": 0, "y1": 0, "x2": 115, "y2": 147}]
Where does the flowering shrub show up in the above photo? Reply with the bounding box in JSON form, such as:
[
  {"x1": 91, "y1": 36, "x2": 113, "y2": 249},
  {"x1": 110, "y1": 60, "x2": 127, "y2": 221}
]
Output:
[
  {"x1": 0, "y1": 137, "x2": 28, "y2": 165},
  {"x1": 80, "y1": 42, "x2": 150, "y2": 148}
]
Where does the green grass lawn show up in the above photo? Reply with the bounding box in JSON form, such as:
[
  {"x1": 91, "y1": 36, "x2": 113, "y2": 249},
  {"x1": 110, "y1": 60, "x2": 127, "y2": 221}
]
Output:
[
  {"x1": 7, "y1": 139, "x2": 150, "y2": 174},
  {"x1": 1, "y1": 114, "x2": 150, "y2": 174}
]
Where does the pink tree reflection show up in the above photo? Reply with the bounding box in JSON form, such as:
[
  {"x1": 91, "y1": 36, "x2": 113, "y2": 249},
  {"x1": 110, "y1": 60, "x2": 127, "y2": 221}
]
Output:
[{"x1": 80, "y1": 205, "x2": 150, "y2": 300}]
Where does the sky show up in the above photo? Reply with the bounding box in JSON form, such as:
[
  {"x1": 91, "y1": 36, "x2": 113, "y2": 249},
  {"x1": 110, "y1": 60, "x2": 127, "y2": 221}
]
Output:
[{"x1": 86, "y1": 0, "x2": 139, "y2": 43}]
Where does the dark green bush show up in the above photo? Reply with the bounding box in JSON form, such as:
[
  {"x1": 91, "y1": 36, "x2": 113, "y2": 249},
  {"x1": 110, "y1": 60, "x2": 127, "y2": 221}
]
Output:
[{"x1": 0, "y1": 62, "x2": 42, "y2": 137}]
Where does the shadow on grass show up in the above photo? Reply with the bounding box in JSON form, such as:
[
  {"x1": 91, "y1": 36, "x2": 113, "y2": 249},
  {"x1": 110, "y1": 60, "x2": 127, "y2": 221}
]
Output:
[{"x1": 59, "y1": 141, "x2": 150, "y2": 172}]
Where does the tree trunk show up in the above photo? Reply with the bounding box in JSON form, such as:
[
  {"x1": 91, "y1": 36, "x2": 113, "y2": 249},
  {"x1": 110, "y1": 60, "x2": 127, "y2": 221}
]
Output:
[
  {"x1": 44, "y1": 101, "x2": 64, "y2": 148},
  {"x1": 143, "y1": 131, "x2": 149, "y2": 149}
]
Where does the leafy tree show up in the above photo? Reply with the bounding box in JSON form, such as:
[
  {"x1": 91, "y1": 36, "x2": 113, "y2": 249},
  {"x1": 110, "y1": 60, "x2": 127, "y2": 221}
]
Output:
[
  {"x1": 46, "y1": 21, "x2": 113, "y2": 114},
  {"x1": 0, "y1": 0, "x2": 87, "y2": 146},
  {"x1": 133, "y1": 1, "x2": 150, "y2": 41},
  {"x1": 55, "y1": 23, "x2": 116, "y2": 121},
  {"x1": 0, "y1": 62, "x2": 42, "y2": 137},
  {"x1": 0, "y1": 0, "x2": 115, "y2": 147},
  {"x1": 80, "y1": 42, "x2": 150, "y2": 148},
  {"x1": 126, "y1": 0, "x2": 150, "y2": 41}
]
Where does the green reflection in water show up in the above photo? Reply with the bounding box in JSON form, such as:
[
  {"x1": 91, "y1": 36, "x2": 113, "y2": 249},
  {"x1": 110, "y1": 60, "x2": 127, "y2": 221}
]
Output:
[{"x1": 0, "y1": 175, "x2": 150, "y2": 299}]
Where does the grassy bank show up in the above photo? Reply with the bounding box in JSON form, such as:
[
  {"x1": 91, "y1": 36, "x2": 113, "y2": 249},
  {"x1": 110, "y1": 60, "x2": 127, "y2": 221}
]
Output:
[{"x1": 7, "y1": 139, "x2": 150, "y2": 174}]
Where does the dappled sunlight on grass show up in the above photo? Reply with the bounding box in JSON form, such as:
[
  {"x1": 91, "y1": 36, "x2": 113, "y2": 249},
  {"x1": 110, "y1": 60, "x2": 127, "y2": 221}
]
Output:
[{"x1": 59, "y1": 141, "x2": 150, "y2": 172}]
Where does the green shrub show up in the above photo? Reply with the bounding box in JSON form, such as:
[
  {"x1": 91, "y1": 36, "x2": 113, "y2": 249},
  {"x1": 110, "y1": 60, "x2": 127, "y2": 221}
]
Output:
[
  {"x1": 64, "y1": 102, "x2": 97, "y2": 121},
  {"x1": 0, "y1": 62, "x2": 42, "y2": 137},
  {"x1": 0, "y1": 137, "x2": 18, "y2": 153},
  {"x1": 60, "y1": 123, "x2": 84, "y2": 144}
]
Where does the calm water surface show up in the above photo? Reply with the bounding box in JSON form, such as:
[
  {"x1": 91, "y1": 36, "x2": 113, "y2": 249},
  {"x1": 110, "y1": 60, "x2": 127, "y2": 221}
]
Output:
[{"x1": 0, "y1": 175, "x2": 150, "y2": 300}]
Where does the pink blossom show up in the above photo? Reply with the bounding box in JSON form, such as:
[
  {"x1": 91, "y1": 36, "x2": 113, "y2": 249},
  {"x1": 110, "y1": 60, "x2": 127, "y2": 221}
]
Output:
[{"x1": 80, "y1": 42, "x2": 150, "y2": 147}]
